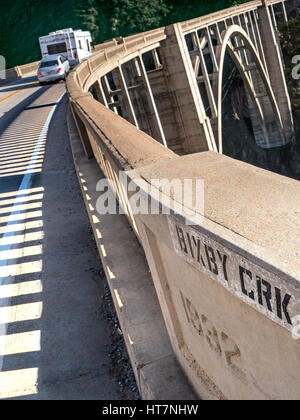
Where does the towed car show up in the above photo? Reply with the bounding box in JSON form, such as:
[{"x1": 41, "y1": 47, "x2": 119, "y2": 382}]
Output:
[{"x1": 37, "y1": 55, "x2": 70, "y2": 85}]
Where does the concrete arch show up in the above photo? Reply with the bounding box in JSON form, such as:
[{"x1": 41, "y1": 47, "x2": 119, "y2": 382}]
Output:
[{"x1": 215, "y1": 25, "x2": 285, "y2": 154}]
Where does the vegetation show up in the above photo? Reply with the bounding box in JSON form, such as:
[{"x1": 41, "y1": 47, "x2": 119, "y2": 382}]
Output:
[
  {"x1": 279, "y1": 18, "x2": 300, "y2": 131},
  {"x1": 0, "y1": 0, "x2": 247, "y2": 68}
]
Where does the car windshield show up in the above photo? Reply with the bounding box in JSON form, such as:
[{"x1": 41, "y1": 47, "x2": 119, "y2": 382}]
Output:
[{"x1": 39, "y1": 60, "x2": 59, "y2": 68}]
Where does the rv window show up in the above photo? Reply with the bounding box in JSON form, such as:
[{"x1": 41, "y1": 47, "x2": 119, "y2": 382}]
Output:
[
  {"x1": 78, "y1": 40, "x2": 82, "y2": 49},
  {"x1": 86, "y1": 39, "x2": 90, "y2": 52},
  {"x1": 47, "y1": 42, "x2": 67, "y2": 55}
]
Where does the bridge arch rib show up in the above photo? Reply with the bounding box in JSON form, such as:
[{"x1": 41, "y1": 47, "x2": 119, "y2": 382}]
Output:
[{"x1": 215, "y1": 24, "x2": 286, "y2": 154}]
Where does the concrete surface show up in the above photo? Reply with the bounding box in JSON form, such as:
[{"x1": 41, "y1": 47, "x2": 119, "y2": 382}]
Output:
[
  {"x1": 0, "y1": 77, "x2": 126, "y2": 400},
  {"x1": 67, "y1": 106, "x2": 197, "y2": 400},
  {"x1": 132, "y1": 151, "x2": 300, "y2": 282},
  {"x1": 128, "y1": 153, "x2": 300, "y2": 399},
  {"x1": 66, "y1": 16, "x2": 300, "y2": 395}
]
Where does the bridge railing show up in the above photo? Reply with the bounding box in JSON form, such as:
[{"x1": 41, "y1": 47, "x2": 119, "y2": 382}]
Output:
[
  {"x1": 71, "y1": 28, "x2": 166, "y2": 92},
  {"x1": 180, "y1": 0, "x2": 288, "y2": 33},
  {"x1": 66, "y1": 0, "x2": 300, "y2": 401}
]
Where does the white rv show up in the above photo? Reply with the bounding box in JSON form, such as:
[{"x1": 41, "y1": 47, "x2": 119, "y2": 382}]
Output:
[{"x1": 39, "y1": 28, "x2": 92, "y2": 67}]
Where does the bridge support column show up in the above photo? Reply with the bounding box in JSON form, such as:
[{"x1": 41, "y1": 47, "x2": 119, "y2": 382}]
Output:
[
  {"x1": 93, "y1": 79, "x2": 108, "y2": 107},
  {"x1": 257, "y1": 1, "x2": 294, "y2": 142},
  {"x1": 159, "y1": 23, "x2": 217, "y2": 154},
  {"x1": 117, "y1": 65, "x2": 139, "y2": 128},
  {"x1": 137, "y1": 56, "x2": 167, "y2": 147}
]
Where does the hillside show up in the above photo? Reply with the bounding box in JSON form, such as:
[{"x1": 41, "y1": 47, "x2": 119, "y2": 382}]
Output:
[{"x1": 0, "y1": 0, "x2": 246, "y2": 68}]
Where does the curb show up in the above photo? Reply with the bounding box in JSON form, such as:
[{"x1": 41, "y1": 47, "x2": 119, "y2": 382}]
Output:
[{"x1": 66, "y1": 105, "x2": 197, "y2": 400}]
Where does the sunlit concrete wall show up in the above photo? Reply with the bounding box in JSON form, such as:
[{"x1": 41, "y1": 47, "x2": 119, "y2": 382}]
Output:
[{"x1": 67, "y1": 0, "x2": 300, "y2": 400}]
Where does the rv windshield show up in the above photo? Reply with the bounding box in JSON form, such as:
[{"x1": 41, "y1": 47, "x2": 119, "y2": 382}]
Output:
[{"x1": 40, "y1": 60, "x2": 59, "y2": 68}]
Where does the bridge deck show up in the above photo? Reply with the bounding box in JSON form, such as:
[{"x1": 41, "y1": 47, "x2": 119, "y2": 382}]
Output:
[{"x1": 0, "y1": 77, "x2": 126, "y2": 399}]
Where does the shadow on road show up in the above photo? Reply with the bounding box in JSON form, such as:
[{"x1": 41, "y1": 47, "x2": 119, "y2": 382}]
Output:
[
  {"x1": 0, "y1": 76, "x2": 39, "y2": 91},
  {"x1": 0, "y1": 95, "x2": 124, "y2": 399},
  {"x1": 0, "y1": 85, "x2": 51, "y2": 144}
]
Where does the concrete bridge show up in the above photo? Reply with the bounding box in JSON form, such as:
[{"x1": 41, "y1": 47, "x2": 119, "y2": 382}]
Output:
[
  {"x1": 76, "y1": 0, "x2": 296, "y2": 153},
  {"x1": 1, "y1": 0, "x2": 300, "y2": 400}
]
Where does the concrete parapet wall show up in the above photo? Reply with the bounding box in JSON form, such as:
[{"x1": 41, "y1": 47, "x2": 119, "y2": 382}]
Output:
[
  {"x1": 68, "y1": 96, "x2": 300, "y2": 400},
  {"x1": 130, "y1": 153, "x2": 300, "y2": 399},
  {"x1": 0, "y1": 61, "x2": 40, "y2": 85},
  {"x1": 66, "y1": 0, "x2": 299, "y2": 400},
  {"x1": 67, "y1": 106, "x2": 196, "y2": 399}
]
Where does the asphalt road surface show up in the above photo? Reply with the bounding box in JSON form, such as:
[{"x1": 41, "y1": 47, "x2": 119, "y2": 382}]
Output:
[{"x1": 0, "y1": 76, "x2": 125, "y2": 399}]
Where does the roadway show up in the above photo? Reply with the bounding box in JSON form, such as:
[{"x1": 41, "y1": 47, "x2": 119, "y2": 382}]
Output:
[{"x1": 0, "y1": 76, "x2": 124, "y2": 399}]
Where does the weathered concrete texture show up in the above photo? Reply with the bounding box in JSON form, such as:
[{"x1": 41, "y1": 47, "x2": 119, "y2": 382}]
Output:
[
  {"x1": 73, "y1": 95, "x2": 176, "y2": 171},
  {"x1": 159, "y1": 24, "x2": 217, "y2": 154},
  {"x1": 65, "y1": 0, "x2": 300, "y2": 400},
  {"x1": 68, "y1": 67, "x2": 300, "y2": 400},
  {"x1": 67, "y1": 106, "x2": 197, "y2": 400},
  {"x1": 132, "y1": 151, "x2": 300, "y2": 279},
  {"x1": 127, "y1": 151, "x2": 300, "y2": 400}
]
